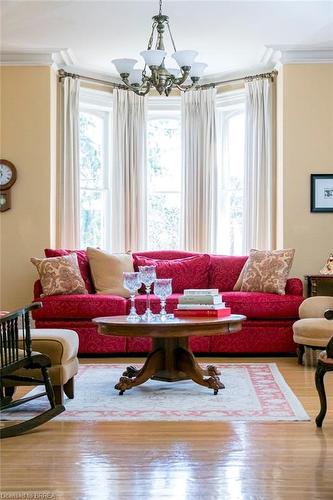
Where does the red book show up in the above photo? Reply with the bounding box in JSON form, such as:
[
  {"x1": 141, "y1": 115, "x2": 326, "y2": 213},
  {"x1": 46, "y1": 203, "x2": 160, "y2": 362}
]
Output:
[{"x1": 174, "y1": 307, "x2": 231, "y2": 318}]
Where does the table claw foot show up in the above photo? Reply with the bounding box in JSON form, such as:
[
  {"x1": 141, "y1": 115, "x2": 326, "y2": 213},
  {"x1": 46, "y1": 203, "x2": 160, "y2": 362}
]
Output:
[
  {"x1": 206, "y1": 376, "x2": 225, "y2": 395},
  {"x1": 122, "y1": 365, "x2": 140, "y2": 378},
  {"x1": 176, "y1": 347, "x2": 226, "y2": 395},
  {"x1": 205, "y1": 365, "x2": 221, "y2": 377},
  {"x1": 115, "y1": 376, "x2": 133, "y2": 395}
]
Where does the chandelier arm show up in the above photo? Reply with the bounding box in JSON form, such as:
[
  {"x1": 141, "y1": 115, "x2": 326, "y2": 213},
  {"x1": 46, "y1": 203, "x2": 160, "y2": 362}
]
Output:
[
  {"x1": 174, "y1": 68, "x2": 191, "y2": 86},
  {"x1": 166, "y1": 21, "x2": 177, "y2": 53},
  {"x1": 174, "y1": 82, "x2": 195, "y2": 92},
  {"x1": 119, "y1": 74, "x2": 149, "y2": 95}
]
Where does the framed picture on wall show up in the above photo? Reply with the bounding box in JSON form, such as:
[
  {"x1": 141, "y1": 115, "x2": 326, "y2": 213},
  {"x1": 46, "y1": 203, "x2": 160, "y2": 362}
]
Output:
[{"x1": 311, "y1": 174, "x2": 333, "y2": 213}]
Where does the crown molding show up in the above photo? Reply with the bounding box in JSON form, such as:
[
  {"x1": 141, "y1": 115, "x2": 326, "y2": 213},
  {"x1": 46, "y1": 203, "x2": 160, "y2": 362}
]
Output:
[
  {"x1": 264, "y1": 45, "x2": 333, "y2": 65},
  {"x1": 0, "y1": 48, "x2": 77, "y2": 67}
]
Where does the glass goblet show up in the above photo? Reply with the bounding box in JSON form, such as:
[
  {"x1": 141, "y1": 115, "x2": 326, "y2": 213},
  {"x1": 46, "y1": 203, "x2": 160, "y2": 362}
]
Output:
[
  {"x1": 154, "y1": 278, "x2": 172, "y2": 321},
  {"x1": 123, "y1": 272, "x2": 142, "y2": 322},
  {"x1": 138, "y1": 265, "x2": 157, "y2": 322}
]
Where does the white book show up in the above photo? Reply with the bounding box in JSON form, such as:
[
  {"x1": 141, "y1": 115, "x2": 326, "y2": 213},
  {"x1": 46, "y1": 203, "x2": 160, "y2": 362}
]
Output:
[
  {"x1": 179, "y1": 294, "x2": 223, "y2": 305},
  {"x1": 184, "y1": 289, "x2": 219, "y2": 296},
  {"x1": 177, "y1": 303, "x2": 226, "y2": 310}
]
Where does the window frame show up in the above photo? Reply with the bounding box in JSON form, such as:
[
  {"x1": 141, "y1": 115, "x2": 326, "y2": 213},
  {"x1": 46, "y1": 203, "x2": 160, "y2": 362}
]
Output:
[{"x1": 79, "y1": 87, "x2": 112, "y2": 250}]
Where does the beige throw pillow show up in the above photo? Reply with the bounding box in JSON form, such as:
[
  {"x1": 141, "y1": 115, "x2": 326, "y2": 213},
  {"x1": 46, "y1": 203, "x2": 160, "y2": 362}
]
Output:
[
  {"x1": 87, "y1": 247, "x2": 134, "y2": 298},
  {"x1": 233, "y1": 262, "x2": 247, "y2": 291},
  {"x1": 31, "y1": 253, "x2": 88, "y2": 297},
  {"x1": 239, "y1": 248, "x2": 295, "y2": 295}
]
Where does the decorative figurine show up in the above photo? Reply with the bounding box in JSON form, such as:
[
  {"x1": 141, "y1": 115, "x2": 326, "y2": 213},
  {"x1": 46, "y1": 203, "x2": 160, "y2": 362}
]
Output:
[{"x1": 320, "y1": 253, "x2": 333, "y2": 275}]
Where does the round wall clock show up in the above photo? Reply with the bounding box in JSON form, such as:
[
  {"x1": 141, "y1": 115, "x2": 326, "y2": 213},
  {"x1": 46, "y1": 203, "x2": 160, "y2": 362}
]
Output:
[
  {"x1": 0, "y1": 160, "x2": 17, "y2": 190},
  {"x1": 0, "y1": 160, "x2": 17, "y2": 212}
]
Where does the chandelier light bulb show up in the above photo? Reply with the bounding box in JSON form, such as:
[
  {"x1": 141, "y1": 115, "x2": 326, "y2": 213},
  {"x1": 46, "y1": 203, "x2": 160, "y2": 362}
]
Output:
[
  {"x1": 190, "y1": 62, "x2": 208, "y2": 78},
  {"x1": 140, "y1": 49, "x2": 167, "y2": 67},
  {"x1": 171, "y1": 50, "x2": 198, "y2": 68},
  {"x1": 112, "y1": 58, "x2": 137, "y2": 75}
]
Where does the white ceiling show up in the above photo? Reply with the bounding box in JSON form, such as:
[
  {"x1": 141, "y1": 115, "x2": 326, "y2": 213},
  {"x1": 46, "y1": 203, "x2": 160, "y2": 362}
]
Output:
[{"x1": 1, "y1": 0, "x2": 333, "y2": 81}]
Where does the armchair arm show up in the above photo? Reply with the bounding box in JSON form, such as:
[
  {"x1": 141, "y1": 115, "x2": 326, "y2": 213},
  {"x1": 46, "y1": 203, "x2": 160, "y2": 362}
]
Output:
[
  {"x1": 285, "y1": 278, "x2": 303, "y2": 296},
  {"x1": 324, "y1": 309, "x2": 333, "y2": 320},
  {"x1": 299, "y1": 296, "x2": 333, "y2": 319},
  {"x1": 33, "y1": 280, "x2": 43, "y2": 299}
]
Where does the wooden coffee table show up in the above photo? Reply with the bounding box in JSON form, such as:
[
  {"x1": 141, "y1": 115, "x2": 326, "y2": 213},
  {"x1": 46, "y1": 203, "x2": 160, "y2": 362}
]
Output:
[{"x1": 93, "y1": 315, "x2": 245, "y2": 395}]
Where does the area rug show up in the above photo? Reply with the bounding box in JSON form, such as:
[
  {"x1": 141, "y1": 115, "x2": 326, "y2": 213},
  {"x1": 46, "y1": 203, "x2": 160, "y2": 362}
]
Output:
[{"x1": 1, "y1": 363, "x2": 310, "y2": 422}]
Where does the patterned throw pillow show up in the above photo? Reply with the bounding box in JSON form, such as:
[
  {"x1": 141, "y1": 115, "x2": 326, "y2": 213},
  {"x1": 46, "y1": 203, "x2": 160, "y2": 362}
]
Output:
[
  {"x1": 31, "y1": 253, "x2": 88, "y2": 297},
  {"x1": 44, "y1": 248, "x2": 94, "y2": 293},
  {"x1": 240, "y1": 249, "x2": 295, "y2": 295}
]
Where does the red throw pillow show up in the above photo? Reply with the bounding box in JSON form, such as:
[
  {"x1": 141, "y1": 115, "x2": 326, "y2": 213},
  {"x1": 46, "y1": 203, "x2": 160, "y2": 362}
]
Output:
[
  {"x1": 133, "y1": 254, "x2": 210, "y2": 293},
  {"x1": 44, "y1": 248, "x2": 94, "y2": 293}
]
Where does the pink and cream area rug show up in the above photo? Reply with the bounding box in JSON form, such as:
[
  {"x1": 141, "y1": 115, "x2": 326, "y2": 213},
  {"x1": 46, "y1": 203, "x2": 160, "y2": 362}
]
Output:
[{"x1": 2, "y1": 363, "x2": 309, "y2": 422}]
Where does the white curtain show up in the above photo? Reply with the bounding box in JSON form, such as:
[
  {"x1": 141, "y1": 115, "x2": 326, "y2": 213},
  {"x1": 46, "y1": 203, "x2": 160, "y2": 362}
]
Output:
[
  {"x1": 181, "y1": 87, "x2": 217, "y2": 252},
  {"x1": 60, "y1": 77, "x2": 80, "y2": 249},
  {"x1": 243, "y1": 78, "x2": 273, "y2": 252},
  {"x1": 111, "y1": 89, "x2": 147, "y2": 252}
]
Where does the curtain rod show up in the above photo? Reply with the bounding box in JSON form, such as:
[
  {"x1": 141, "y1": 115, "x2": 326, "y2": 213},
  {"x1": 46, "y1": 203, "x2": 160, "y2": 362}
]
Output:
[
  {"x1": 198, "y1": 70, "x2": 278, "y2": 89},
  {"x1": 58, "y1": 68, "x2": 278, "y2": 90},
  {"x1": 58, "y1": 69, "x2": 127, "y2": 89}
]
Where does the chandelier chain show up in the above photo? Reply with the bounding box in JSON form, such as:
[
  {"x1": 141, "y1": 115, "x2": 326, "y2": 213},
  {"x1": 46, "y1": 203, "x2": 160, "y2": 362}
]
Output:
[
  {"x1": 147, "y1": 21, "x2": 157, "y2": 50},
  {"x1": 166, "y1": 21, "x2": 177, "y2": 53},
  {"x1": 159, "y1": 0, "x2": 162, "y2": 16}
]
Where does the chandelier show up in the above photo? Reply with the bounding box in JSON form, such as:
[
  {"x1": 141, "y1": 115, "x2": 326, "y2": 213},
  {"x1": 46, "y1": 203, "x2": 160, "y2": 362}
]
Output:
[{"x1": 112, "y1": 0, "x2": 207, "y2": 96}]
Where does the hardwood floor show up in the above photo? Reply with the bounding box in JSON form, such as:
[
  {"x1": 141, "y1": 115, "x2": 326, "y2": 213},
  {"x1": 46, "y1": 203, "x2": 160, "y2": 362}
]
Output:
[{"x1": 1, "y1": 356, "x2": 333, "y2": 500}]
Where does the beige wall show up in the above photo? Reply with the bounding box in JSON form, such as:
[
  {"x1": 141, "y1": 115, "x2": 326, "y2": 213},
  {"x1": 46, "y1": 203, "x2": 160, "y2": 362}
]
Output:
[
  {"x1": 277, "y1": 63, "x2": 333, "y2": 280},
  {"x1": 0, "y1": 64, "x2": 332, "y2": 310},
  {"x1": 0, "y1": 66, "x2": 57, "y2": 310}
]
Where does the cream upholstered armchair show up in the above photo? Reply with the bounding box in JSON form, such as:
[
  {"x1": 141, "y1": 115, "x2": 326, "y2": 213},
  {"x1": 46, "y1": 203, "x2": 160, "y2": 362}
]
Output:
[{"x1": 293, "y1": 296, "x2": 333, "y2": 365}]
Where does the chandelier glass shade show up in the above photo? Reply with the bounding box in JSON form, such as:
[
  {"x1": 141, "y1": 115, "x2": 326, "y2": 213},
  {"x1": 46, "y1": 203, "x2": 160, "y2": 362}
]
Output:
[{"x1": 112, "y1": 0, "x2": 207, "y2": 96}]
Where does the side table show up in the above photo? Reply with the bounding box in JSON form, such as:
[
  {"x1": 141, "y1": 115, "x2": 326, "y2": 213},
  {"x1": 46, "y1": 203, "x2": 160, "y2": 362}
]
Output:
[{"x1": 304, "y1": 275, "x2": 333, "y2": 297}]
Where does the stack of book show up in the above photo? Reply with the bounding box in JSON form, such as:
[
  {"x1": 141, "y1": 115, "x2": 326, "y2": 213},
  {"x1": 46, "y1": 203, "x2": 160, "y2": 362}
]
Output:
[{"x1": 174, "y1": 289, "x2": 231, "y2": 318}]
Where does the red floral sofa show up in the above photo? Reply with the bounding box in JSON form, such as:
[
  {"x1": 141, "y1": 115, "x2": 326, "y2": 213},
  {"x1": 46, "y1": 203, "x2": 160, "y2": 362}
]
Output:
[{"x1": 32, "y1": 250, "x2": 304, "y2": 355}]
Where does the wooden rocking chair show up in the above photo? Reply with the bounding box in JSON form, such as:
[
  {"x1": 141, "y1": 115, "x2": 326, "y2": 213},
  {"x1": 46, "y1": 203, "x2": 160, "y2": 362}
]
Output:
[{"x1": 1, "y1": 303, "x2": 65, "y2": 438}]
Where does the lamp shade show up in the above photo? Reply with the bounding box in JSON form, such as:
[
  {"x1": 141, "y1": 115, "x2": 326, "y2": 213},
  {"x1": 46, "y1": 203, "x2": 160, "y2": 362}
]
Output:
[
  {"x1": 172, "y1": 50, "x2": 198, "y2": 68},
  {"x1": 140, "y1": 50, "x2": 166, "y2": 67},
  {"x1": 190, "y1": 62, "x2": 208, "y2": 78},
  {"x1": 129, "y1": 69, "x2": 144, "y2": 85},
  {"x1": 112, "y1": 58, "x2": 137, "y2": 75}
]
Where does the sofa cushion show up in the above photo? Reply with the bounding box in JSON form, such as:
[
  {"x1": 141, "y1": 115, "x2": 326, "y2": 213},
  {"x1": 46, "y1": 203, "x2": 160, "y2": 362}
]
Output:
[
  {"x1": 33, "y1": 294, "x2": 127, "y2": 320},
  {"x1": 133, "y1": 254, "x2": 210, "y2": 293},
  {"x1": 31, "y1": 254, "x2": 88, "y2": 296},
  {"x1": 209, "y1": 255, "x2": 248, "y2": 291},
  {"x1": 45, "y1": 248, "x2": 94, "y2": 293},
  {"x1": 240, "y1": 248, "x2": 295, "y2": 295},
  {"x1": 87, "y1": 247, "x2": 133, "y2": 298},
  {"x1": 221, "y1": 291, "x2": 304, "y2": 319}
]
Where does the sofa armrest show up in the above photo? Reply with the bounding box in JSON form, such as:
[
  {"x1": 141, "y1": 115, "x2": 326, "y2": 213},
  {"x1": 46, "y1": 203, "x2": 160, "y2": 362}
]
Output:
[
  {"x1": 285, "y1": 278, "x2": 303, "y2": 296},
  {"x1": 33, "y1": 280, "x2": 43, "y2": 299}
]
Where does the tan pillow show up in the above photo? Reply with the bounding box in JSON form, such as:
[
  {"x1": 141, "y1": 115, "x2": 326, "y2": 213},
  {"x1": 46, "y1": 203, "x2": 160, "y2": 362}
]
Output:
[
  {"x1": 240, "y1": 248, "x2": 295, "y2": 295},
  {"x1": 31, "y1": 253, "x2": 88, "y2": 297},
  {"x1": 233, "y1": 262, "x2": 247, "y2": 291},
  {"x1": 87, "y1": 247, "x2": 134, "y2": 298}
]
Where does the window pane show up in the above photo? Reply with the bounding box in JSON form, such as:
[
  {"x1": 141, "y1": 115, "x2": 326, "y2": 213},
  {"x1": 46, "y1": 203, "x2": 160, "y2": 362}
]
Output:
[
  {"x1": 79, "y1": 112, "x2": 104, "y2": 190},
  {"x1": 79, "y1": 107, "x2": 110, "y2": 250},
  {"x1": 216, "y1": 104, "x2": 245, "y2": 255},
  {"x1": 147, "y1": 118, "x2": 181, "y2": 250},
  {"x1": 148, "y1": 193, "x2": 181, "y2": 250},
  {"x1": 80, "y1": 189, "x2": 105, "y2": 249}
]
